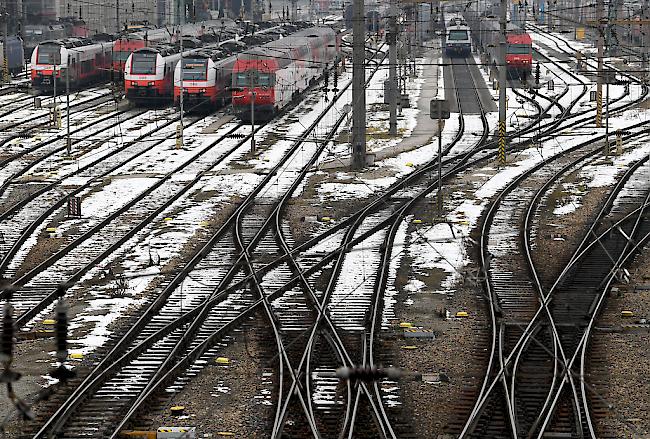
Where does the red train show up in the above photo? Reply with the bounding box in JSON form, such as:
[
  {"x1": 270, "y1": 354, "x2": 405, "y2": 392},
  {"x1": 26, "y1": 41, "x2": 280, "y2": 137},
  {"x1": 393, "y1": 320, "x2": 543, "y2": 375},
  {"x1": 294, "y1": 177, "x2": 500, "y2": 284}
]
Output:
[
  {"x1": 476, "y1": 19, "x2": 533, "y2": 78},
  {"x1": 231, "y1": 26, "x2": 339, "y2": 121},
  {"x1": 171, "y1": 24, "x2": 295, "y2": 111},
  {"x1": 505, "y1": 31, "x2": 533, "y2": 76},
  {"x1": 31, "y1": 38, "x2": 115, "y2": 92}
]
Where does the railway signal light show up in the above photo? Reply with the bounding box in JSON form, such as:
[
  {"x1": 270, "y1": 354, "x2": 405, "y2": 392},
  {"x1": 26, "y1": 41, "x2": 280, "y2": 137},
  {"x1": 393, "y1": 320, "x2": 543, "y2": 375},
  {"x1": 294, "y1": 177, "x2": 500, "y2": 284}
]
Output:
[{"x1": 535, "y1": 63, "x2": 540, "y2": 86}]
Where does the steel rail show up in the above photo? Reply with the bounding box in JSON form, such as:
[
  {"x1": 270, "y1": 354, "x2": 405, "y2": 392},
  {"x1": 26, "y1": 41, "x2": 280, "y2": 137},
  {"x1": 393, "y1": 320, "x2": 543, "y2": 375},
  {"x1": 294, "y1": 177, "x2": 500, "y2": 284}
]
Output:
[
  {"x1": 461, "y1": 124, "x2": 650, "y2": 436},
  {"x1": 101, "y1": 45, "x2": 390, "y2": 438}
]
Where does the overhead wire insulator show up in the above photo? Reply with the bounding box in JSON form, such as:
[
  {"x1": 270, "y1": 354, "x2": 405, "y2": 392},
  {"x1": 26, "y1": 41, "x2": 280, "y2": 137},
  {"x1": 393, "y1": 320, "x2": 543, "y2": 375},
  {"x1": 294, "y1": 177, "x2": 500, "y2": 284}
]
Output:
[{"x1": 324, "y1": 63, "x2": 329, "y2": 91}]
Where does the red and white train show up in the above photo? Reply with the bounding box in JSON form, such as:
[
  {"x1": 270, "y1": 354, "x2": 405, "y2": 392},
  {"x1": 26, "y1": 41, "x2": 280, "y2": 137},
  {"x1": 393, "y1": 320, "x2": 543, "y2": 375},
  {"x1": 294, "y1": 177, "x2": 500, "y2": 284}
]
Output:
[
  {"x1": 231, "y1": 26, "x2": 339, "y2": 121},
  {"x1": 173, "y1": 50, "x2": 236, "y2": 110},
  {"x1": 476, "y1": 19, "x2": 533, "y2": 78},
  {"x1": 31, "y1": 38, "x2": 115, "y2": 92},
  {"x1": 112, "y1": 28, "x2": 172, "y2": 74},
  {"x1": 113, "y1": 20, "x2": 237, "y2": 75},
  {"x1": 171, "y1": 24, "x2": 293, "y2": 111},
  {"x1": 125, "y1": 44, "x2": 201, "y2": 105}
]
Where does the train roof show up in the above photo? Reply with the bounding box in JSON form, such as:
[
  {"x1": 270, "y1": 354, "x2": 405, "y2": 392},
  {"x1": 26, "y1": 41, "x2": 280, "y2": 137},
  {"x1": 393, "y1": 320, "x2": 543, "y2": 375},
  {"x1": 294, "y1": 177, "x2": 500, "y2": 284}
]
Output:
[
  {"x1": 38, "y1": 38, "x2": 100, "y2": 48},
  {"x1": 507, "y1": 33, "x2": 532, "y2": 44},
  {"x1": 133, "y1": 45, "x2": 178, "y2": 57},
  {"x1": 121, "y1": 28, "x2": 171, "y2": 41}
]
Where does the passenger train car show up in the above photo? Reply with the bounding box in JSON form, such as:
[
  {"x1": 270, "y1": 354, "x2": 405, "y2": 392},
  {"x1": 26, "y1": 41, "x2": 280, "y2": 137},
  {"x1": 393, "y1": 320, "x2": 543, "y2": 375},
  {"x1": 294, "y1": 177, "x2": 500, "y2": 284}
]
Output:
[
  {"x1": 173, "y1": 50, "x2": 236, "y2": 110},
  {"x1": 477, "y1": 18, "x2": 533, "y2": 78},
  {"x1": 31, "y1": 38, "x2": 115, "y2": 92},
  {"x1": 231, "y1": 26, "x2": 339, "y2": 121},
  {"x1": 0, "y1": 37, "x2": 25, "y2": 75},
  {"x1": 124, "y1": 44, "x2": 197, "y2": 105},
  {"x1": 172, "y1": 23, "x2": 298, "y2": 112},
  {"x1": 115, "y1": 20, "x2": 240, "y2": 79},
  {"x1": 445, "y1": 23, "x2": 471, "y2": 57}
]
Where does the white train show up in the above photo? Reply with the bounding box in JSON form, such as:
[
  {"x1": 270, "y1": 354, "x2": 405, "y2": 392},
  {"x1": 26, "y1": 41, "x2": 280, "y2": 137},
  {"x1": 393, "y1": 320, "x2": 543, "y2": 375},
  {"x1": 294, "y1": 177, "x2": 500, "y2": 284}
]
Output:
[
  {"x1": 445, "y1": 22, "x2": 472, "y2": 57},
  {"x1": 125, "y1": 44, "x2": 201, "y2": 105},
  {"x1": 31, "y1": 38, "x2": 115, "y2": 91},
  {"x1": 173, "y1": 50, "x2": 236, "y2": 110}
]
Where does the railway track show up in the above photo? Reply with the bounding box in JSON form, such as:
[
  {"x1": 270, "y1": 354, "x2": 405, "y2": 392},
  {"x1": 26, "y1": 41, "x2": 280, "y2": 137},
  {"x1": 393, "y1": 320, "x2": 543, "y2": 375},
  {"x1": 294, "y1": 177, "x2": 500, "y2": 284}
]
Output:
[
  {"x1": 456, "y1": 28, "x2": 650, "y2": 439},
  {"x1": 0, "y1": 111, "x2": 209, "y2": 282},
  {"x1": 24, "y1": 44, "x2": 390, "y2": 439},
  {"x1": 4, "y1": 26, "x2": 645, "y2": 439},
  {"x1": 0, "y1": 89, "x2": 117, "y2": 145}
]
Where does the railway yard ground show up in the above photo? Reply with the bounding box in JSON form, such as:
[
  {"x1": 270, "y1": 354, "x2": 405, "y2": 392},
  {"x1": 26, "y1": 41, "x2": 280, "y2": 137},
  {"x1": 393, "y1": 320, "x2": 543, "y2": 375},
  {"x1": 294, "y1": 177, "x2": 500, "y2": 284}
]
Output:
[{"x1": 2, "y1": 12, "x2": 650, "y2": 439}]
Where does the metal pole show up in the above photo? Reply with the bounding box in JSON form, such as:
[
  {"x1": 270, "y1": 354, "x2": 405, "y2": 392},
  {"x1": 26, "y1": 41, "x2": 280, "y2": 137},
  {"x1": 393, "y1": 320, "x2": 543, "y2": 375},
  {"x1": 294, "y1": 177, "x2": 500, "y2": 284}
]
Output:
[
  {"x1": 117, "y1": 0, "x2": 120, "y2": 34},
  {"x1": 178, "y1": 34, "x2": 184, "y2": 149},
  {"x1": 605, "y1": 76, "x2": 610, "y2": 155},
  {"x1": 389, "y1": 3, "x2": 397, "y2": 137},
  {"x1": 351, "y1": 0, "x2": 366, "y2": 168},
  {"x1": 437, "y1": 111, "x2": 442, "y2": 212},
  {"x1": 53, "y1": 62, "x2": 57, "y2": 126},
  {"x1": 66, "y1": 65, "x2": 71, "y2": 155},
  {"x1": 251, "y1": 91, "x2": 256, "y2": 152},
  {"x1": 498, "y1": 0, "x2": 507, "y2": 165},
  {"x1": 596, "y1": 0, "x2": 603, "y2": 127},
  {"x1": 2, "y1": 8, "x2": 8, "y2": 82}
]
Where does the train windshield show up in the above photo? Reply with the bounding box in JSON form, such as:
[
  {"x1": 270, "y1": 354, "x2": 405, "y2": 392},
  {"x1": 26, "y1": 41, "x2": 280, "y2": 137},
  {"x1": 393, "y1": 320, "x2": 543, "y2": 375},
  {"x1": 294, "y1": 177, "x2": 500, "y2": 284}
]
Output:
[
  {"x1": 234, "y1": 71, "x2": 272, "y2": 87},
  {"x1": 182, "y1": 58, "x2": 208, "y2": 80},
  {"x1": 448, "y1": 30, "x2": 469, "y2": 41},
  {"x1": 131, "y1": 52, "x2": 157, "y2": 74},
  {"x1": 37, "y1": 45, "x2": 61, "y2": 65},
  {"x1": 508, "y1": 44, "x2": 531, "y2": 54}
]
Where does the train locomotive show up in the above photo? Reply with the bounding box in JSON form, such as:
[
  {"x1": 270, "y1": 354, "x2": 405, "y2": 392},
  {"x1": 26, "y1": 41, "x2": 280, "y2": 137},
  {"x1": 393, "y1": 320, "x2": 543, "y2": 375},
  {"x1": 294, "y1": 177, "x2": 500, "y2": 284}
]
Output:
[
  {"x1": 231, "y1": 26, "x2": 339, "y2": 121},
  {"x1": 173, "y1": 50, "x2": 236, "y2": 110},
  {"x1": 477, "y1": 19, "x2": 533, "y2": 78},
  {"x1": 31, "y1": 38, "x2": 115, "y2": 92},
  {"x1": 445, "y1": 21, "x2": 472, "y2": 57}
]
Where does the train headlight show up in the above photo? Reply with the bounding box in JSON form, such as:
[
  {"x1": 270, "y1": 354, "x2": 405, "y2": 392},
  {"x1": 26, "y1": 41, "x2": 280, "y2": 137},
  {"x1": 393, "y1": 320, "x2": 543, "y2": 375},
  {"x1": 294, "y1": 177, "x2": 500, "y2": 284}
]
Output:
[
  {"x1": 131, "y1": 81, "x2": 137, "y2": 86},
  {"x1": 148, "y1": 81, "x2": 155, "y2": 86},
  {"x1": 200, "y1": 88, "x2": 206, "y2": 93}
]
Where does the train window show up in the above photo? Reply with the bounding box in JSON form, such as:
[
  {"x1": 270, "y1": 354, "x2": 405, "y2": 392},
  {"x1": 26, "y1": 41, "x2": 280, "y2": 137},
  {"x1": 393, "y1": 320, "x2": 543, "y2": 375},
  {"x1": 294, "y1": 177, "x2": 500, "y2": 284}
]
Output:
[
  {"x1": 507, "y1": 44, "x2": 531, "y2": 54},
  {"x1": 182, "y1": 58, "x2": 208, "y2": 80},
  {"x1": 234, "y1": 72, "x2": 249, "y2": 87},
  {"x1": 448, "y1": 30, "x2": 469, "y2": 41},
  {"x1": 257, "y1": 73, "x2": 272, "y2": 87},
  {"x1": 131, "y1": 52, "x2": 157, "y2": 74},
  {"x1": 37, "y1": 45, "x2": 61, "y2": 65}
]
